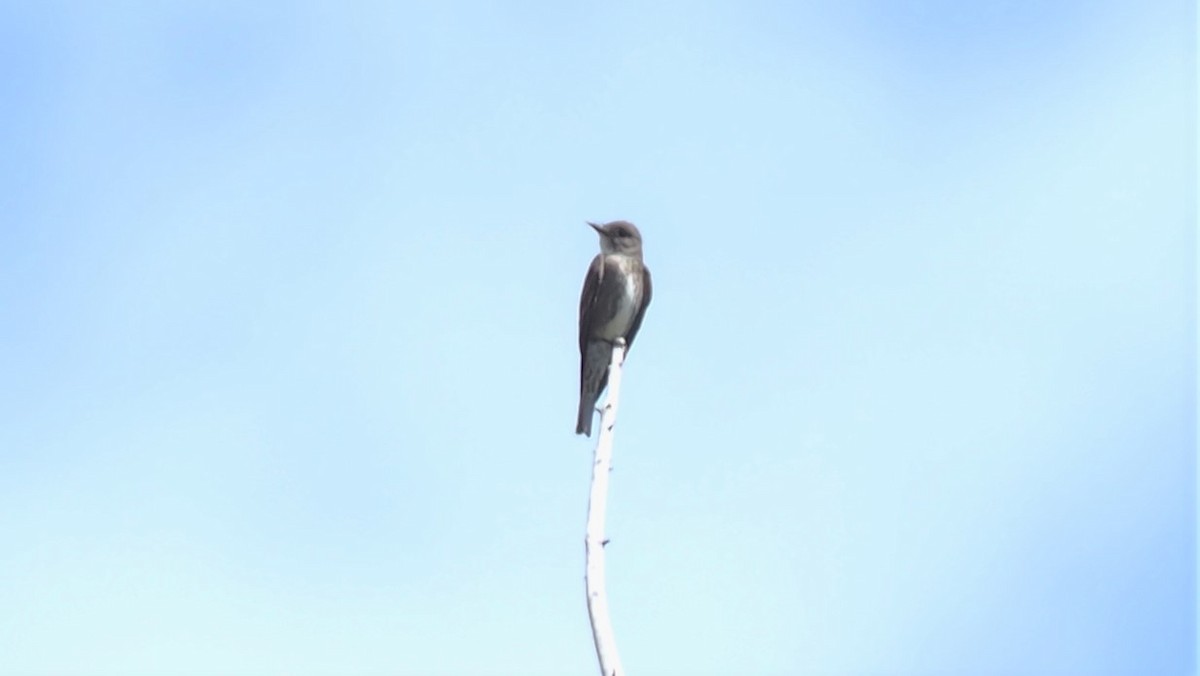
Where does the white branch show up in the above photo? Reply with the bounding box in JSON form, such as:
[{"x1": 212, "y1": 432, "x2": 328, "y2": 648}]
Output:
[{"x1": 585, "y1": 338, "x2": 627, "y2": 676}]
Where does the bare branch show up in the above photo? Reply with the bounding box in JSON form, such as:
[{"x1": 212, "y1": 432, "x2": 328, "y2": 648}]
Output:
[{"x1": 584, "y1": 338, "x2": 627, "y2": 676}]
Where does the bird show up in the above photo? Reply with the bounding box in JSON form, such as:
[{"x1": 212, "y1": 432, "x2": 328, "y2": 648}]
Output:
[{"x1": 576, "y1": 220, "x2": 653, "y2": 436}]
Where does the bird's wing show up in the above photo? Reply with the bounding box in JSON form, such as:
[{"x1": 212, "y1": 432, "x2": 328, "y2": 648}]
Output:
[
  {"x1": 624, "y1": 265, "x2": 652, "y2": 353},
  {"x1": 578, "y1": 254, "x2": 606, "y2": 354}
]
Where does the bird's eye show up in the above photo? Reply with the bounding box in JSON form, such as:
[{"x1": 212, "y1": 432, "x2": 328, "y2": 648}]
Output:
[{"x1": 615, "y1": 228, "x2": 628, "y2": 238}]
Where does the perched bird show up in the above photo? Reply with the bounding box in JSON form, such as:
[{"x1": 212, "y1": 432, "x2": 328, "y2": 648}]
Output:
[{"x1": 576, "y1": 220, "x2": 653, "y2": 436}]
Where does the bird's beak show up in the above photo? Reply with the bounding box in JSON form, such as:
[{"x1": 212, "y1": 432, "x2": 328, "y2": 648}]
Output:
[{"x1": 587, "y1": 221, "x2": 605, "y2": 235}]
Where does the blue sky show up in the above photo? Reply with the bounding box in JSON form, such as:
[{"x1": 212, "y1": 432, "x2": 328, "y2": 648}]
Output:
[{"x1": 0, "y1": 2, "x2": 1194, "y2": 674}]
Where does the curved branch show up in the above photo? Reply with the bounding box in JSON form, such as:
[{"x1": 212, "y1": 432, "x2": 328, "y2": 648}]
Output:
[{"x1": 584, "y1": 338, "x2": 627, "y2": 676}]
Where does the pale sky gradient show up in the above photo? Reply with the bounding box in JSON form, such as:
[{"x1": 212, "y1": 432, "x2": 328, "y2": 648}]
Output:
[{"x1": 0, "y1": 2, "x2": 1195, "y2": 675}]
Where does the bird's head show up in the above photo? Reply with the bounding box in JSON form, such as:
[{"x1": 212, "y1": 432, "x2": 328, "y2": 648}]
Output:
[{"x1": 589, "y1": 220, "x2": 643, "y2": 256}]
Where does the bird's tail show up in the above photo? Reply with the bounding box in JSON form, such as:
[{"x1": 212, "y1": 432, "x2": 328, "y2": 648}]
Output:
[
  {"x1": 575, "y1": 341, "x2": 613, "y2": 436},
  {"x1": 576, "y1": 388, "x2": 598, "y2": 437}
]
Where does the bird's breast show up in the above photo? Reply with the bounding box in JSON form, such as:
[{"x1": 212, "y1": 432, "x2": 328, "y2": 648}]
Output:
[{"x1": 597, "y1": 255, "x2": 642, "y2": 340}]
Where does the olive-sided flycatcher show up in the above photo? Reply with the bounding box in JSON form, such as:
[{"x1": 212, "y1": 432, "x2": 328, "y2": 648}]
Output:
[{"x1": 576, "y1": 220, "x2": 653, "y2": 436}]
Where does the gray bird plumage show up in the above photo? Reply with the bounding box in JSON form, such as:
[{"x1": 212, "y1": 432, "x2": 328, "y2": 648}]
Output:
[{"x1": 576, "y1": 220, "x2": 652, "y2": 436}]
